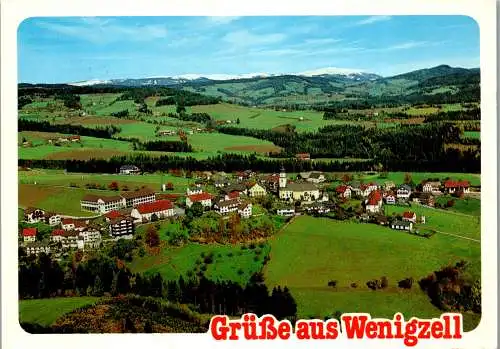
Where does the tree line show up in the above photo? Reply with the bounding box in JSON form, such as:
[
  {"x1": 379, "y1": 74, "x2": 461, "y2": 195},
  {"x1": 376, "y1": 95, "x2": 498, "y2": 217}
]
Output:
[
  {"x1": 18, "y1": 119, "x2": 121, "y2": 139},
  {"x1": 18, "y1": 252, "x2": 297, "y2": 319},
  {"x1": 19, "y1": 148, "x2": 480, "y2": 174},
  {"x1": 133, "y1": 140, "x2": 193, "y2": 152},
  {"x1": 424, "y1": 108, "x2": 480, "y2": 122}
]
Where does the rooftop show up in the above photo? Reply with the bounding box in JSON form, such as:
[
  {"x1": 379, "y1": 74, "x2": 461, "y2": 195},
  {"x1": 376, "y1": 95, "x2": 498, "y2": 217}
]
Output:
[{"x1": 136, "y1": 200, "x2": 173, "y2": 214}]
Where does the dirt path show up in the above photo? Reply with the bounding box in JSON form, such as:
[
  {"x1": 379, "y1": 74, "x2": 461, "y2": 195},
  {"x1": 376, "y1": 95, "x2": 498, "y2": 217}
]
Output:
[{"x1": 434, "y1": 230, "x2": 480, "y2": 243}]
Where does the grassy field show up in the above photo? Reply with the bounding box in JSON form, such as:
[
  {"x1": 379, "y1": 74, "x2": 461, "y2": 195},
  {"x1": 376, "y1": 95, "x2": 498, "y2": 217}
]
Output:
[
  {"x1": 19, "y1": 297, "x2": 100, "y2": 326},
  {"x1": 435, "y1": 196, "x2": 481, "y2": 216},
  {"x1": 384, "y1": 204, "x2": 480, "y2": 240},
  {"x1": 359, "y1": 172, "x2": 481, "y2": 187},
  {"x1": 129, "y1": 242, "x2": 270, "y2": 285},
  {"x1": 463, "y1": 131, "x2": 480, "y2": 139},
  {"x1": 19, "y1": 169, "x2": 195, "y2": 192},
  {"x1": 18, "y1": 183, "x2": 128, "y2": 216},
  {"x1": 264, "y1": 216, "x2": 480, "y2": 330}
]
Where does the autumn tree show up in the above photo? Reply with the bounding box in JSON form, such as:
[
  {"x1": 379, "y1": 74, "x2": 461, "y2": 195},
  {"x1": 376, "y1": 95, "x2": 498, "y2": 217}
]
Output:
[
  {"x1": 108, "y1": 181, "x2": 119, "y2": 191},
  {"x1": 145, "y1": 226, "x2": 160, "y2": 248}
]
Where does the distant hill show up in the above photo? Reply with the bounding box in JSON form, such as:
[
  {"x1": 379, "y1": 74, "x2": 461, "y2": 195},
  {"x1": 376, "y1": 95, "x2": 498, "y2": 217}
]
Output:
[{"x1": 24, "y1": 64, "x2": 479, "y2": 106}]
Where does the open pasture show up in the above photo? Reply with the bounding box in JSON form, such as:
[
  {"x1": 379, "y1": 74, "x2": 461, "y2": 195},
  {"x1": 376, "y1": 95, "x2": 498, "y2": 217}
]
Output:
[
  {"x1": 264, "y1": 216, "x2": 480, "y2": 330},
  {"x1": 129, "y1": 242, "x2": 270, "y2": 286},
  {"x1": 19, "y1": 297, "x2": 100, "y2": 327}
]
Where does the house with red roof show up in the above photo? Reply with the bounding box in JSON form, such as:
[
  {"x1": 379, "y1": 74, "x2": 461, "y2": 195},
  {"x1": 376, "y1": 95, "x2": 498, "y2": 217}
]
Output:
[
  {"x1": 131, "y1": 200, "x2": 174, "y2": 223},
  {"x1": 22, "y1": 228, "x2": 37, "y2": 243},
  {"x1": 50, "y1": 229, "x2": 65, "y2": 242},
  {"x1": 186, "y1": 192, "x2": 213, "y2": 209},
  {"x1": 365, "y1": 190, "x2": 383, "y2": 214},
  {"x1": 402, "y1": 211, "x2": 417, "y2": 223},
  {"x1": 104, "y1": 210, "x2": 125, "y2": 222},
  {"x1": 444, "y1": 180, "x2": 470, "y2": 194},
  {"x1": 360, "y1": 182, "x2": 378, "y2": 197},
  {"x1": 61, "y1": 218, "x2": 88, "y2": 231},
  {"x1": 336, "y1": 185, "x2": 352, "y2": 198}
]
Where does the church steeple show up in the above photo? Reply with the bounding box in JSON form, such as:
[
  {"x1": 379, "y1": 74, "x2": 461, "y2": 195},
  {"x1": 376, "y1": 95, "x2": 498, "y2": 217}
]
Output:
[{"x1": 279, "y1": 166, "x2": 287, "y2": 188}]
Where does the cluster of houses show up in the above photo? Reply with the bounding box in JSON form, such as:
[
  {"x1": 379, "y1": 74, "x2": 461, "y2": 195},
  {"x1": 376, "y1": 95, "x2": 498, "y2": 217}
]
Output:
[
  {"x1": 47, "y1": 135, "x2": 81, "y2": 144},
  {"x1": 21, "y1": 215, "x2": 102, "y2": 257}
]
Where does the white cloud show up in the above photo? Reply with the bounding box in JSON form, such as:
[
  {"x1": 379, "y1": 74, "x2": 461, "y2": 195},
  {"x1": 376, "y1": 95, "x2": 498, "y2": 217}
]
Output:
[
  {"x1": 303, "y1": 38, "x2": 341, "y2": 45},
  {"x1": 353, "y1": 15, "x2": 392, "y2": 26},
  {"x1": 386, "y1": 41, "x2": 429, "y2": 50},
  {"x1": 222, "y1": 30, "x2": 286, "y2": 47},
  {"x1": 35, "y1": 19, "x2": 168, "y2": 44}
]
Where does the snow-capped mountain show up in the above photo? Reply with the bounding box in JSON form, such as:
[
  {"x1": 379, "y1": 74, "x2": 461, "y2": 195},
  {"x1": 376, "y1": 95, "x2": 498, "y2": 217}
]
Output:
[{"x1": 67, "y1": 67, "x2": 382, "y2": 86}]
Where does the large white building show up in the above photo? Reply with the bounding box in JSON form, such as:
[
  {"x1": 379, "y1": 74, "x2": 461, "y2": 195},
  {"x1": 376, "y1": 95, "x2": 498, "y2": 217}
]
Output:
[
  {"x1": 278, "y1": 168, "x2": 320, "y2": 202},
  {"x1": 131, "y1": 200, "x2": 175, "y2": 223},
  {"x1": 80, "y1": 189, "x2": 156, "y2": 214},
  {"x1": 186, "y1": 192, "x2": 213, "y2": 208}
]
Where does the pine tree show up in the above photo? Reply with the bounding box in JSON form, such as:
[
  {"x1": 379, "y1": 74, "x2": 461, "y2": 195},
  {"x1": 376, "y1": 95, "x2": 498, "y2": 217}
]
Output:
[{"x1": 92, "y1": 275, "x2": 104, "y2": 296}]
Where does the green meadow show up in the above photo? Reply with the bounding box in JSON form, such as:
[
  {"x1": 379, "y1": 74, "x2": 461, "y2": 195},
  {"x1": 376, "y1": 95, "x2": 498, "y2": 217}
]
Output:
[
  {"x1": 19, "y1": 297, "x2": 100, "y2": 327},
  {"x1": 264, "y1": 216, "x2": 480, "y2": 330}
]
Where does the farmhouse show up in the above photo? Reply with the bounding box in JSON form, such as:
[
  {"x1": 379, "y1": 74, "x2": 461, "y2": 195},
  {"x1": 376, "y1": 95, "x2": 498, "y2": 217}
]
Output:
[
  {"x1": 214, "y1": 199, "x2": 241, "y2": 215},
  {"x1": 109, "y1": 216, "x2": 135, "y2": 239},
  {"x1": 25, "y1": 242, "x2": 51, "y2": 256},
  {"x1": 391, "y1": 220, "x2": 413, "y2": 231},
  {"x1": 412, "y1": 192, "x2": 435, "y2": 207},
  {"x1": 119, "y1": 165, "x2": 141, "y2": 175},
  {"x1": 24, "y1": 207, "x2": 45, "y2": 224},
  {"x1": 186, "y1": 192, "x2": 213, "y2": 208},
  {"x1": 365, "y1": 190, "x2": 383, "y2": 214},
  {"x1": 300, "y1": 171, "x2": 326, "y2": 184},
  {"x1": 61, "y1": 218, "x2": 88, "y2": 231},
  {"x1": 402, "y1": 211, "x2": 417, "y2": 223},
  {"x1": 276, "y1": 207, "x2": 295, "y2": 216},
  {"x1": 444, "y1": 180, "x2": 470, "y2": 194},
  {"x1": 359, "y1": 183, "x2": 378, "y2": 197},
  {"x1": 22, "y1": 228, "x2": 37, "y2": 243},
  {"x1": 80, "y1": 194, "x2": 125, "y2": 213},
  {"x1": 238, "y1": 201, "x2": 253, "y2": 218},
  {"x1": 131, "y1": 200, "x2": 175, "y2": 223},
  {"x1": 336, "y1": 185, "x2": 352, "y2": 198},
  {"x1": 248, "y1": 183, "x2": 267, "y2": 197},
  {"x1": 279, "y1": 169, "x2": 320, "y2": 202},
  {"x1": 121, "y1": 188, "x2": 156, "y2": 208},
  {"x1": 44, "y1": 212, "x2": 61, "y2": 226},
  {"x1": 222, "y1": 183, "x2": 248, "y2": 196},
  {"x1": 224, "y1": 191, "x2": 241, "y2": 201},
  {"x1": 186, "y1": 184, "x2": 203, "y2": 196},
  {"x1": 158, "y1": 129, "x2": 176, "y2": 136},
  {"x1": 384, "y1": 181, "x2": 396, "y2": 191},
  {"x1": 51, "y1": 230, "x2": 80, "y2": 249},
  {"x1": 295, "y1": 153, "x2": 311, "y2": 161},
  {"x1": 214, "y1": 179, "x2": 231, "y2": 188},
  {"x1": 384, "y1": 193, "x2": 396, "y2": 205},
  {"x1": 422, "y1": 181, "x2": 441, "y2": 193},
  {"x1": 396, "y1": 184, "x2": 412, "y2": 200},
  {"x1": 262, "y1": 174, "x2": 280, "y2": 192},
  {"x1": 79, "y1": 229, "x2": 102, "y2": 248}
]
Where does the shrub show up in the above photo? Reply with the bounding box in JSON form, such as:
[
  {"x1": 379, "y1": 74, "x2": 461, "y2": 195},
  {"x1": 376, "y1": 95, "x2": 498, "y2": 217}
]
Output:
[
  {"x1": 237, "y1": 269, "x2": 244, "y2": 275},
  {"x1": 253, "y1": 256, "x2": 259, "y2": 262},
  {"x1": 398, "y1": 277, "x2": 414, "y2": 289},
  {"x1": 350, "y1": 282, "x2": 358, "y2": 288},
  {"x1": 227, "y1": 252, "x2": 234, "y2": 257},
  {"x1": 381, "y1": 276, "x2": 389, "y2": 289},
  {"x1": 366, "y1": 279, "x2": 382, "y2": 290},
  {"x1": 241, "y1": 245, "x2": 247, "y2": 250},
  {"x1": 203, "y1": 255, "x2": 213, "y2": 264},
  {"x1": 328, "y1": 280, "x2": 337, "y2": 287},
  {"x1": 200, "y1": 265, "x2": 207, "y2": 272},
  {"x1": 248, "y1": 242, "x2": 256, "y2": 250}
]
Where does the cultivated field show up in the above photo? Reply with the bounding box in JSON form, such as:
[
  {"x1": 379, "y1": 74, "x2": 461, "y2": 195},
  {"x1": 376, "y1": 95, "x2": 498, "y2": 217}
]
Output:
[{"x1": 264, "y1": 216, "x2": 480, "y2": 330}]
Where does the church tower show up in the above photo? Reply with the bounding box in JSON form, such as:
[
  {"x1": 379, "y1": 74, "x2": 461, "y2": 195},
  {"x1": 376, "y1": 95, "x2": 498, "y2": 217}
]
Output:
[{"x1": 279, "y1": 166, "x2": 287, "y2": 188}]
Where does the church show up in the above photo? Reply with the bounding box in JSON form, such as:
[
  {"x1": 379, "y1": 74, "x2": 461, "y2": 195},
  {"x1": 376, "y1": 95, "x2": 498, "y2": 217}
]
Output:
[{"x1": 278, "y1": 168, "x2": 320, "y2": 202}]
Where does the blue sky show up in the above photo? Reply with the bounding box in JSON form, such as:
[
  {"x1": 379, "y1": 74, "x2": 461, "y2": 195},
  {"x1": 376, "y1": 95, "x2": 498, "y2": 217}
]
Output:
[{"x1": 18, "y1": 16, "x2": 479, "y2": 83}]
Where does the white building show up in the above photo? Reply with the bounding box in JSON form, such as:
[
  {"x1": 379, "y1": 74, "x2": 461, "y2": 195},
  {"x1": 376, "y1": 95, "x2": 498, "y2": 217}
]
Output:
[
  {"x1": 391, "y1": 220, "x2": 413, "y2": 231},
  {"x1": 186, "y1": 192, "x2": 213, "y2": 208},
  {"x1": 238, "y1": 202, "x2": 253, "y2": 218},
  {"x1": 422, "y1": 181, "x2": 441, "y2": 193},
  {"x1": 248, "y1": 183, "x2": 267, "y2": 197},
  {"x1": 396, "y1": 185, "x2": 412, "y2": 200},
  {"x1": 120, "y1": 165, "x2": 141, "y2": 175},
  {"x1": 365, "y1": 191, "x2": 383, "y2": 214},
  {"x1": 24, "y1": 208, "x2": 45, "y2": 224},
  {"x1": 214, "y1": 199, "x2": 241, "y2": 215},
  {"x1": 278, "y1": 168, "x2": 320, "y2": 202},
  {"x1": 121, "y1": 188, "x2": 156, "y2": 208},
  {"x1": 80, "y1": 194, "x2": 126, "y2": 214},
  {"x1": 25, "y1": 242, "x2": 51, "y2": 256},
  {"x1": 22, "y1": 228, "x2": 37, "y2": 243},
  {"x1": 79, "y1": 229, "x2": 102, "y2": 249},
  {"x1": 277, "y1": 207, "x2": 295, "y2": 216},
  {"x1": 131, "y1": 200, "x2": 175, "y2": 223}
]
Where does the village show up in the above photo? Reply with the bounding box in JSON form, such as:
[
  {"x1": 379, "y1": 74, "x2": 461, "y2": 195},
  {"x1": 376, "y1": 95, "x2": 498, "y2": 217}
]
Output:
[{"x1": 19, "y1": 164, "x2": 475, "y2": 259}]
